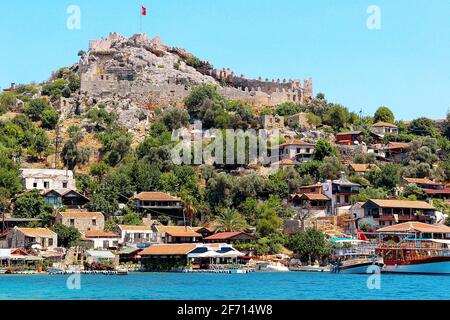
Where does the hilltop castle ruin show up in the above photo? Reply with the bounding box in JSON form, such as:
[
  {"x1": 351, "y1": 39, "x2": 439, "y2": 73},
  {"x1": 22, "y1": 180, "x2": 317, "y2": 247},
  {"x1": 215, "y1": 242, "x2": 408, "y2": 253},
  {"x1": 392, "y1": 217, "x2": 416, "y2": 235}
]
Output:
[{"x1": 79, "y1": 33, "x2": 313, "y2": 107}]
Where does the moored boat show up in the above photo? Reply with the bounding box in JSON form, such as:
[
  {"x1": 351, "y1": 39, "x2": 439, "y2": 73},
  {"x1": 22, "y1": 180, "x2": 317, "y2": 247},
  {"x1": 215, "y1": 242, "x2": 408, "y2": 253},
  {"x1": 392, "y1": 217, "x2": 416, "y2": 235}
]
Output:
[
  {"x1": 330, "y1": 237, "x2": 383, "y2": 274},
  {"x1": 376, "y1": 239, "x2": 450, "y2": 274}
]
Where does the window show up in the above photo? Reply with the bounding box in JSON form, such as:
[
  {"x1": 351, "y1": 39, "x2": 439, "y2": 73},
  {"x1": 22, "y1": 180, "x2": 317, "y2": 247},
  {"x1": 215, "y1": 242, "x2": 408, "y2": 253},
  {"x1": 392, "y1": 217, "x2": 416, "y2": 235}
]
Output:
[
  {"x1": 33, "y1": 182, "x2": 38, "y2": 188},
  {"x1": 48, "y1": 238, "x2": 53, "y2": 246},
  {"x1": 92, "y1": 219, "x2": 97, "y2": 226},
  {"x1": 103, "y1": 240, "x2": 109, "y2": 248},
  {"x1": 44, "y1": 181, "x2": 50, "y2": 189},
  {"x1": 62, "y1": 182, "x2": 68, "y2": 188},
  {"x1": 69, "y1": 219, "x2": 75, "y2": 227}
]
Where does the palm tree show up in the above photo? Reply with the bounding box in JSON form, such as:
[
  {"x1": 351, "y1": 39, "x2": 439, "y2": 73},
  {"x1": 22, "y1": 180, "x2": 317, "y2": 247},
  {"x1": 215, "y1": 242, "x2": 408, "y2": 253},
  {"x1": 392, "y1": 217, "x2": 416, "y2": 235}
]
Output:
[{"x1": 215, "y1": 208, "x2": 248, "y2": 232}]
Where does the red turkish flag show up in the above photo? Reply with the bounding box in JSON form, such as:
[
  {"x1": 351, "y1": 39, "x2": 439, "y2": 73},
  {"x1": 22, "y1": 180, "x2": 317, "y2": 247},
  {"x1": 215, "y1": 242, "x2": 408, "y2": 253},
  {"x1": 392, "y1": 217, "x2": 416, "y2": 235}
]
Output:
[{"x1": 141, "y1": 6, "x2": 147, "y2": 16}]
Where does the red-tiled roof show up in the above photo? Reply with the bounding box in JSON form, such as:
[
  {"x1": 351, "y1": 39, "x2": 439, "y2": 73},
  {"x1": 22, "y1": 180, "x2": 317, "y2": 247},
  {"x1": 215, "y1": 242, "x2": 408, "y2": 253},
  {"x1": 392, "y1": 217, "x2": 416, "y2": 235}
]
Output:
[
  {"x1": 204, "y1": 232, "x2": 255, "y2": 241},
  {"x1": 336, "y1": 131, "x2": 363, "y2": 137},
  {"x1": 279, "y1": 139, "x2": 315, "y2": 148},
  {"x1": 83, "y1": 230, "x2": 120, "y2": 238},
  {"x1": 424, "y1": 189, "x2": 450, "y2": 195}
]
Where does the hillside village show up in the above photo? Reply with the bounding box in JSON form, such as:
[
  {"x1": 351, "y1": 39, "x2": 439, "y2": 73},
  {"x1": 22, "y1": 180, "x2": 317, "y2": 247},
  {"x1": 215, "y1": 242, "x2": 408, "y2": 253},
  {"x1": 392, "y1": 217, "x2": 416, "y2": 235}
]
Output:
[{"x1": 0, "y1": 33, "x2": 450, "y2": 273}]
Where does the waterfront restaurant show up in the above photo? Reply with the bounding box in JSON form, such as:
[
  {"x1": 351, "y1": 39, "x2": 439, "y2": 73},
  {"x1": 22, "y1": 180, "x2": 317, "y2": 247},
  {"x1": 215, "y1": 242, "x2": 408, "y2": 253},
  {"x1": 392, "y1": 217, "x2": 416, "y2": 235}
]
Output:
[{"x1": 139, "y1": 243, "x2": 245, "y2": 271}]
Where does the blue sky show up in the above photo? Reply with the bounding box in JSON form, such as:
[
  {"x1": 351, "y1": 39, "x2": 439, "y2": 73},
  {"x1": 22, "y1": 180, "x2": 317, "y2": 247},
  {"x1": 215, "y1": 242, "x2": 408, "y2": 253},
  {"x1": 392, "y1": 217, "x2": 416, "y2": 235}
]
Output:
[{"x1": 1, "y1": 0, "x2": 449, "y2": 120}]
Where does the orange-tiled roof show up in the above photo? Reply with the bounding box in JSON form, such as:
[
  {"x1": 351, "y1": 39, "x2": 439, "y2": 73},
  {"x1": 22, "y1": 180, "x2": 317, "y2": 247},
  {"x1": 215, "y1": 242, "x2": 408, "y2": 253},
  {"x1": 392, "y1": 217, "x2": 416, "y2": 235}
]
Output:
[
  {"x1": 365, "y1": 199, "x2": 435, "y2": 210},
  {"x1": 349, "y1": 163, "x2": 372, "y2": 172},
  {"x1": 301, "y1": 193, "x2": 331, "y2": 201},
  {"x1": 17, "y1": 228, "x2": 56, "y2": 238},
  {"x1": 117, "y1": 225, "x2": 151, "y2": 231},
  {"x1": 192, "y1": 226, "x2": 216, "y2": 233},
  {"x1": 156, "y1": 226, "x2": 202, "y2": 238},
  {"x1": 373, "y1": 121, "x2": 398, "y2": 128},
  {"x1": 403, "y1": 177, "x2": 443, "y2": 186},
  {"x1": 83, "y1": 230, "x2": 120, "y2": 238},
  {"x1": 139, "y1": 244, "x2": 197, "y2": 256},
  {"x1": 336, "y1": 131, "x2": 363, "y2": 136},
  {"x1": 377, "y1": 222, "x2": 450, "y2": 234},
  {"x1": 204, "y1": 232, "x2": 255, "y2": 241},
  {"x1": 134, "y1": 192, "x2": 181, "y2": 201},
  {"x1": 279, "y1": 139, "x2": 315, "y2": 148},
  {"x1": 386, "y1": 142, "x2": 410, "y2": 150},
  {"x1": 59, "y1": 211, "x2": 104, "y2": 218}
]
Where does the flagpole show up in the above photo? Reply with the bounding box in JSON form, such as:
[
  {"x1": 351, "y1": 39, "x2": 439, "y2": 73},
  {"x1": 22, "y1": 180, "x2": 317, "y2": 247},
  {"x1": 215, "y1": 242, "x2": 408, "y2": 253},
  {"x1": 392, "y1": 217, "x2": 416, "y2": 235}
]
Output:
[{"x1": 140, "y1": 4, "x2": 142, "y2": 33}]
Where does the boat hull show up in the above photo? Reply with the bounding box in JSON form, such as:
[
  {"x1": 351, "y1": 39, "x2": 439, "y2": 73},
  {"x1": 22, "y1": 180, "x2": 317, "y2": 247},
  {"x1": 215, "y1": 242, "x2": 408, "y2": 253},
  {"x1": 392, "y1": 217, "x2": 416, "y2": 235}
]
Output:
[
  {"x1": 332, "y1": 262, "x2": 383, "y2": 274},
  {"x1": 382, "y1": 261, "x2": 450, "y2": 274}
]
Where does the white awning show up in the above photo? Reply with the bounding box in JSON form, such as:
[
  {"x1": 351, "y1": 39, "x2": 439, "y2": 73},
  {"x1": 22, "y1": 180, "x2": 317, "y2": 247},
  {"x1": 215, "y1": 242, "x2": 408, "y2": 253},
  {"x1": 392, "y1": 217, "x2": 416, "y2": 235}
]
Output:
[
  {"x1": 86, "y1": 250, "x2": 115, "y2": 259},
  {"x1": 188, "y1": 250, "x2": 221, "y2": 258}
]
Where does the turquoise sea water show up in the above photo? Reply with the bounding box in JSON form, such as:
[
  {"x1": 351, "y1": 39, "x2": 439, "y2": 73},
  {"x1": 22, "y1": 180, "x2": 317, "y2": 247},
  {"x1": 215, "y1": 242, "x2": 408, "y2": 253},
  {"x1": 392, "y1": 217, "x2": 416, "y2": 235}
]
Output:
[{"x1": 0, "y1": 272, "x2": 449, "y2": 300}]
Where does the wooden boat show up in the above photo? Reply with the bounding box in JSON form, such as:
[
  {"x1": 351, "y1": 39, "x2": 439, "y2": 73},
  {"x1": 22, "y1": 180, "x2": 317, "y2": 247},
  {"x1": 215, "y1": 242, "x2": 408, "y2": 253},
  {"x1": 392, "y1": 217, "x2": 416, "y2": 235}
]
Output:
[
  {"x1": 330, "y1": 238, "x2": 383, "y2": 274},
  {"x1": 376, "y1": 239, "x2": 450, "y2": 274}
]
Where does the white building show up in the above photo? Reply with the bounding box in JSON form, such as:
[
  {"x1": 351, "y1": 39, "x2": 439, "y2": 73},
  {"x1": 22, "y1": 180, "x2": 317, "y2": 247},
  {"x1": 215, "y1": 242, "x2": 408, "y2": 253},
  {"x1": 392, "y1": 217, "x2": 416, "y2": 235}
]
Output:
[
  {"x1": 279, "y1": 139, "x2": 315, "y2": 163},
  {"x1": 20, "y1": 169, "x2": 76, "y2": 191},
  {"x1": 115, "y1": 225, "x2": 162, "y2": 247},
  {"x1": 82, "y1": 231, "x2": 121, "y2": 249},
  {"x1": 372, "y1": 122, "x2": 399, "y2": 137}
]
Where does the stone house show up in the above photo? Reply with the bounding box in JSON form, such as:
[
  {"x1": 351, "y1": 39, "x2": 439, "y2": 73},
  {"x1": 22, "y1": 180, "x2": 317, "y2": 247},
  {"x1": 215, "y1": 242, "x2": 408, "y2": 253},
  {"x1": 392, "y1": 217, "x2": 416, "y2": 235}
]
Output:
[
  {"x1": 287, "y1": 112, "x2": 312, "y2": 129},
  {"x1": 55, "y1": 211, "x2": 105, "y2": 232},
  {"x1": 372, "y1": 122, "x2": 399, "y2": 136},
  {"x1": 6, "y1": 227, "x2": 57, "y2": 249},
  {"x1": 20, "y1": 169, "x2": 76, "y2": 191},
  {"x1": 259, "y1": 115, "x2": 285, "y2": 130}
]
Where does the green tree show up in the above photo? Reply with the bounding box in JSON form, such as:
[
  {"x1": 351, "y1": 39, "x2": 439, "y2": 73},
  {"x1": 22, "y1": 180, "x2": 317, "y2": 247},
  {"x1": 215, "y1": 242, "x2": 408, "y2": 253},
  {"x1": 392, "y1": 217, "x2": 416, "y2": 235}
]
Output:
[
  {"x1": 256, "y1": 205, "x2": 282, "y2": 237},
  {"x1": 286, "y1": 228, "x2": 329, "y2": 264},
  {"x1": 90, "y1": 162, "x2": 110, "y2": 182},
  {"x1": 351, "y1": 187, "x2": 388, "y2": 203},
  {"x1": 374, "y1": 106, "x2": 394, "y2": 123},
  {"x1": 24, "y1": 99, "x2": 49, "y2": 121},
  {"x1": 14, "y1": 190, "x2": 53, "y2": 219},
  {"x1": 122, "y1": 212, "x2": 143, "y2": 225},
  {"x1": 323, "y1": 104, "x2": 350, "y2": 131},
  {"x1": 51, "y1": 224, "x2": 81, "y2": 247},
  {"x1": 408, "y1": 117, "x2": 439, "y2": 137},
  {"x1": 160, "y1": 107, "x2": 190, "y2": 130},
  {"x1": 366, "y1": 163, "x2": 400, "y2": 191},
  {"x1": 41, "y1": 108, "x2": 59, "y2": 129},
  {"x1": 319, "y1": 156, "x2": 346, "y2": 180},
  {"x1": 314, "y1": 139, "x2": 337, "y2": 161},
  {"x1": 214, "y1": 208, "x2": 248, "y2": 232}
]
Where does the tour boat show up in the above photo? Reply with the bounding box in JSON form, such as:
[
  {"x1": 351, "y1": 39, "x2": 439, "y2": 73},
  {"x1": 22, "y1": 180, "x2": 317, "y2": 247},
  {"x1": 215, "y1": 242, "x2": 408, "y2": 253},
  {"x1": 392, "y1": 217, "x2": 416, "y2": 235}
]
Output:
[
  {"x1": 330, "y1": 237, "x2": 384, "y2": 274},
  {"x1": 376, "y1": 239, "x2": 450, "y2": 274}
]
